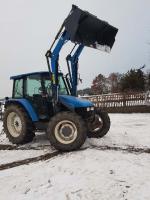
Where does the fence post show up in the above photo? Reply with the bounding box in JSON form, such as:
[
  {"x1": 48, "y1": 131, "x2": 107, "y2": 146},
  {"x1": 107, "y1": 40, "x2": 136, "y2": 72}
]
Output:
[
  {"x1": 0, "y1": 103, "x2": 2, "y2": 121},
  {"x1": 123, "y1": 93, "x2": 126, "y2": 107}
]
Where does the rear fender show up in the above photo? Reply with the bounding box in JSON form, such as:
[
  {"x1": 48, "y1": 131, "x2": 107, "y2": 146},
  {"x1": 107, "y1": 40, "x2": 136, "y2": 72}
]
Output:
[{"x1": 5, "y1": 99, "x2": 39, "y2": 122}]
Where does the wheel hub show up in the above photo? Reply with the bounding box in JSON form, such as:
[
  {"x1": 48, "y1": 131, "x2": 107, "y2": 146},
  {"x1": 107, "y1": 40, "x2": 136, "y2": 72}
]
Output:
[
  {"x1": 61, "y1": 126, "x2": 73, "y2": 137},
  {"x1": 54, "y1": 120, "x2": 78, "y2": 144},
  {"x1": 14, "y1": 121, "x2": 19, "y2": 127},
  {"x1": 90, "y1": 114, "x2": 103, "y2": 132},
  {"x1": 7, "y1": 112, "x2": 22, "y2": 137}
]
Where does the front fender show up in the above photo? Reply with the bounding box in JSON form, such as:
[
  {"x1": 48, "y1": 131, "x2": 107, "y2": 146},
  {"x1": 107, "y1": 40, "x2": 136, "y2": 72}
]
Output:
[
  {"x1": 5, "y1": 99, "x2": 39, "y2": 122},
  {"x1": 58, "y1": 95, "x2": 94, "y2": 110}
]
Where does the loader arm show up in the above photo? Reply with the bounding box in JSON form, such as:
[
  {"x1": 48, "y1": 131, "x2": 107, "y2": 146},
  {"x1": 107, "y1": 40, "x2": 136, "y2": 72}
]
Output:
[
  {"x1": 46, "y1": 31, "x2": 84, "y2": 101},
  {"x1": 46, "y1": 34, "x2": 84, "y2": 99},
  {"x1": 66, "y1": 44, "x2": 84, "y2": 96},
  {"x1": 47, "y1": 31, "x2": 69, "y2": 102}
]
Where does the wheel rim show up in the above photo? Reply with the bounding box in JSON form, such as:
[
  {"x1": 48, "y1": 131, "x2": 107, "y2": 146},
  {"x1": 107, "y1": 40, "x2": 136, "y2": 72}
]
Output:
[
  {"x1": 91, "y1": 114, "x2": 103, "y2": 132},
  {"x1": 54, "y1": 120, "x2": 78, "y2": 144},
  {"x1": 7, "y1": 112, "x2": 22, "y2": 137}
]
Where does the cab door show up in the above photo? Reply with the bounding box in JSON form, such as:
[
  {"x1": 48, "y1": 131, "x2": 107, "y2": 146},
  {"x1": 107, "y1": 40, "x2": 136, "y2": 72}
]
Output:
[{"x1": 24, "y1": 74, "x2": 53, "y2": 120}]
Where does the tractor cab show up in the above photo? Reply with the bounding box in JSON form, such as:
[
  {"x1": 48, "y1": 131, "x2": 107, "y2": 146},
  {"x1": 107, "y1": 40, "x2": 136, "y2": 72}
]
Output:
[{"x1": 10, "y1": 71, "x2": 69, "y2": 120}]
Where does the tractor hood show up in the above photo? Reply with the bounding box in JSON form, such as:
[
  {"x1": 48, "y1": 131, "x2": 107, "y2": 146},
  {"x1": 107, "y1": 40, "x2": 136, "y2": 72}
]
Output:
[
  {"x1": 59, "y1": 95, "x2": 94, "y2": 110},
  {"x1": 64, "y1": 5, "x2": 118, "y2": 52}
]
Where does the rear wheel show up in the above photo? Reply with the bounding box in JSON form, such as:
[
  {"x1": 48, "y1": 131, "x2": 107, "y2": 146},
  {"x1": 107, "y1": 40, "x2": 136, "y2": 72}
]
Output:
[
  {"x1": 47, "y1": 112, "x2": 87, "y2": 151},
  {"x1": 3, "y1": 105, "x2": 35, "y2": 144},
  {"x1": 87, "y1": 109, "x2": 110, "y2": 138}
]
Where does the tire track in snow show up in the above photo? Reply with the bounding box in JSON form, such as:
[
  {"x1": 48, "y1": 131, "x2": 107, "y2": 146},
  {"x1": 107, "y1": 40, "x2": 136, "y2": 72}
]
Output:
[
  {"x1": 0, "y1": 151, "x2": 60, "y2": 171},
  {"x1": 88, "y1": 145, "x2": 150, "y2": 154},
  {"x1": 0, "y1": 144, "x2": 51, "y2": 150},
  {"x1": 1, "y1": 144, "x2": 150, "y2": 154},
  {"x1": 0, "y1": 145, "x2": 150, "y2": 171}
]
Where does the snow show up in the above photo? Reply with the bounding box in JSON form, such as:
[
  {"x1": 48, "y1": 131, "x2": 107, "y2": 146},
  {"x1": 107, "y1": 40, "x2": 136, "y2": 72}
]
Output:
[
  {"x1": 0, "y1": 149, "x2": 150, "y2": 200},
  {"x1": 86, "y1": 113, "x2": 150, "y2": 149},
  {"x1": 0, "y1": 150, "x2": 49, "y2": 165},
  {"x1": 0, "y1": 122, "x2": 55, "y2": 165},
  {"x1": 0, "y1": 113, "x2": 150, "y2": 200}
]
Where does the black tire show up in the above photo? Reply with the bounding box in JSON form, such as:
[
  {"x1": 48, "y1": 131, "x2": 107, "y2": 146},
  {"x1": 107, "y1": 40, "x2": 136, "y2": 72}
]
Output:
[
  {"x1": 87, "y1": 109, "x2": 110, "y2": 138},
  {"x1": 47, "y1": 111, "x2": 87, "y2": 151},
  {"x1": 3, "y1": 104, "x2": 35, "y2": 144}
]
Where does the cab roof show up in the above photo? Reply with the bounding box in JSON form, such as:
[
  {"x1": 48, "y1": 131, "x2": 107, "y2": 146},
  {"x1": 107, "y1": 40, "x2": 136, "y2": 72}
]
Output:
[{"x1": 10, "y1": 71, "x2": 50, "y2": 80}]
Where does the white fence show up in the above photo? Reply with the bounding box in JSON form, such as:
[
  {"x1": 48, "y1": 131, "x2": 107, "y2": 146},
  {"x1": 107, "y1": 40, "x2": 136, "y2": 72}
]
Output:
[{"x1": 82, "y1": 92, "x2": 150, "y2": 113}]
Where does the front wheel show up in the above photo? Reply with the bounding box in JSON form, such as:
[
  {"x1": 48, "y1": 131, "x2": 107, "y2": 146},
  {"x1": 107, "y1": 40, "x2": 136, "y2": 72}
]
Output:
[
  {"x1": 87, "y1": 109, "x2": 110, "y2": 138},
  {"x1": 47, "y1": 112, "x2": 87, "y2": 151}
]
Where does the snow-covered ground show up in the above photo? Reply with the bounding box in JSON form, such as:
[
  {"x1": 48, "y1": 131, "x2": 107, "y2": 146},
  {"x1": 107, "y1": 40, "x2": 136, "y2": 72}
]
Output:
[
  {"x1": 0, "y1": 114, "x2": 150, "y2": 200},
  {"x1": 87, "y1": 113, "x2": 150, "y2": 149}
]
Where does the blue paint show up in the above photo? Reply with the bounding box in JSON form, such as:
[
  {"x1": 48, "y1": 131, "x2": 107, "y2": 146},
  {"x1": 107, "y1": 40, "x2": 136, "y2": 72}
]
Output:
[
  {"x1": 50, "y1": 31, "x2": 70, "y2": 100},
  {"x1": 66, "y1": 45, "x2": 84, "y2": 96},
  {"x1": 51, "y1": 32, "x2": 69, "y2": 73},
  {"x1": 6, "y1": 99, "x2": 39, "y2": 122},
  {"x1": 10, "y1": 71, "x2": 64, "y2": 80},
  {"x1": 10, "y1": 71, "x2": 49, "y2": 80},
  {"x1": 45, "y1": 30, "x2": 86, "y2": 100},
  {"x1": 59, "y1": 95, "x2": 94, "y2": 109}
]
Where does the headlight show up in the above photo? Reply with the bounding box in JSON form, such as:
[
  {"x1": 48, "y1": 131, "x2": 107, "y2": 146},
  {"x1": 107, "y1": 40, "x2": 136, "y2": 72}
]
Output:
[
  {"x1": 91, "y1": 107, "x2": 94, "y2": 111},
  {"x1": 87, "y1": 107, "x2": 90, "y2": 111},
  {"x1": 87, "y1": 107, "x2": 94, "y2": 111}
]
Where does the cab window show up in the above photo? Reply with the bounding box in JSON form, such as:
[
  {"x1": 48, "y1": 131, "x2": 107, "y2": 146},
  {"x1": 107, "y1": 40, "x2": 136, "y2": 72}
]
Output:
[
  {"x1": 13, "y1": 79, "x2": 23, "y2": 98},
  {"x1": 58, "y1": 76, "x2": 68, "y2": 95},
  {"x1": 26, "y1": 75, "x2": 42, "y2": 97}
]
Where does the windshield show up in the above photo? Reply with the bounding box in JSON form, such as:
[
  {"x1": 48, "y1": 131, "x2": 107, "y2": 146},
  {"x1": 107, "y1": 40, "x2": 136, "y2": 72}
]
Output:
[
  {"x1": 58, "y1": 76, "x2": 68, "y2": 95},
  {"x1": 43, "y1": 74, "x2": 69, "y2": 96}
]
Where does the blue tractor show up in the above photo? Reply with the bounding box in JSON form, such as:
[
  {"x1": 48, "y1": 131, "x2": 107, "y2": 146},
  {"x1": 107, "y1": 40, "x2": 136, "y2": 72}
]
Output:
[{"x1": 3, "y1": 5, "x2": 118, "y2": 151}]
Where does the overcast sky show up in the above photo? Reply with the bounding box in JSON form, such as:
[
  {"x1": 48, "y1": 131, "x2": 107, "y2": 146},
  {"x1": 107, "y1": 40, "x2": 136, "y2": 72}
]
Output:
[{"x1": 0, "y1": 0, "x2": 150, "y2": 97}]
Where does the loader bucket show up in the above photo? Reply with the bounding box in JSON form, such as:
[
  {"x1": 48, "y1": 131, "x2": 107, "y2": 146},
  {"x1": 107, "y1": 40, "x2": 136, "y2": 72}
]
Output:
[{"x1": 64, "y1": 5, "x2": 118, "y2": 52}]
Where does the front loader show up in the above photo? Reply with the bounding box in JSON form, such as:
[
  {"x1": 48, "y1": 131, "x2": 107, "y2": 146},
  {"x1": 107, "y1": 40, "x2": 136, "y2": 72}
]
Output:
[{"x1": 3, "y1": 5, "x2": 118, "y2": 151}]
